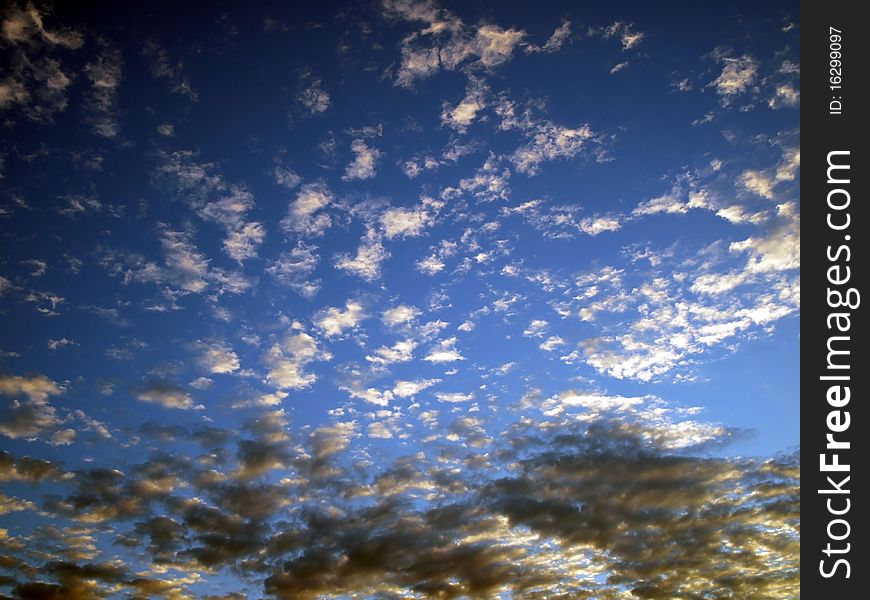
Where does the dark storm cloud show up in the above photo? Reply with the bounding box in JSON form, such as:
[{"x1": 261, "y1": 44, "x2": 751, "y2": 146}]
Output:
[
  {"x1": 3, "y1": 415, "x2": 797, "y2": 598},
  {"x1": 0, "y1": 451, "x2": 64, "y2": 482}
]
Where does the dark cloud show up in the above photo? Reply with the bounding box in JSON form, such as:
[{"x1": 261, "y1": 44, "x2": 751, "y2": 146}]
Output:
[
  {"x1": 0, "y1": 451, "x2": 65, "y2": 482},
  {"x1": 3, "y1": 417, "x2": 797, "y2": 598}
]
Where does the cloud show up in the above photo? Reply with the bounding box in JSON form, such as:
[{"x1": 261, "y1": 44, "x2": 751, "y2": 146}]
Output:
[
  {"x1": 510, "y1": 121, "x2": 597, "y2": 176},
  {"x1": 154, "y1": 152, "x2": 265, "y2": 262},
  {"x1": 730, "y1": 202, "x2": 800, "y2": 273},
  {"x1": 522, "y1": 319, "x2": 548, "y2": 337},
  {"x1": 281, "y1": 182, "x2": 334, "y2": 237},
  {"x1": 416, "y1": 254, "x2": 446, "y2": 275},
  {"x1": 0, "y1": 3, "x2": 83, "y2": 121},
  {"x1": 1, "y1": 387, "x2": 797, "y2": 599},
  {"x1": 382, "y1": 305, "x2": 421, "y2": 327},
  {"x1": 296, "y1": 71, "x2": 330, "y2": 114},
  {"x1": 447, "y1": 154, "x2": 511, "y2": 202},
  {"x1": 343, "y1": 139, "x2": 382, "y2": 180},
  {"x1": 160, "y1": 230, "x2": 210, "y2": 293},
  {"x1": 142, "y1": 39, "x2": 197, "y2": 100},
  {"x1": 740, "y1": 169, "x2": 775, "y2": 199},
  {"x1": 0, "y1": 374, "x2": 62, "y2": 439},
  {"x1": 366, "y1": 339, "x2": 416, "y2": 365},
  {"x1": 392, "y1": 378, "x2": 440, "y2": 398},
  {"x1": 504, "y1": 199, "x2": 619, "y2": 239},
  {"x1": 264, "y1": 330, "x2": 330, "y2": 390},
  {"x1": 0, "y1": 374, "x2": 62, "y2": 403},
  {"x1": 441, "y1": 78, "x2": 487, "y2": 132},
  {"x1": 334, "y1": 229, "x2": 389, "y2": 281},
  {"x1": 384, "y1": 0, "x2": 526, "y2": 87},
  {"x1": 525, "y1": 19, "x2": 571, "y2": 54},
  {"x1": 564, "y1": 238, "x2": 800, "y2": 381},
  {"x1": 0, "y1": 451, "x2": 64, "y2": 482},
  {"x1": 341, "y1": 385, "x2": 394, "y2": 407},
  {"x1": 434, "y1": 391, "x2": 473, "y2": 403},
  {"x1": 711, "y1": 54, "x2": 758, "y2": 102},
  {"x1": 83, "y1": 43, "x2": 123, "y2": 137},
  {"x1": 401, "y1": 154, "x2": 442, "y2": 178},
  {"x1": 195, "y1": 341, "x2": 240, "y2": 374},
  {"x1": 266, "y1": 241, "x2": 321, "y2": 298},
  {"x1": 50, "y1": 428, "x2": 76, "y2": 445},
  {"x1": 768, "y1": 82, "x2": 800, "y2": 109},
  {"x1": 538, "y1": 335, "x2": 565, "y2": 351},
  {"x1": 380, "y1": 197, "x2": 442, "y2": 239},
  {"x1": 314, "y1": 300, "x2": 366, "y2": 337},
  {"x1": 424, "y1": 337, "x2": 464, "y2": 363},
  {"x1": 136, "y1": 381, "x2": 202, "y2": 410},
  {"x1": 600, "y1": 20, "x2": 645, "y2": 50},
  {"x1": 273, "y1": 164, "x2": 302, "y2": 190}
]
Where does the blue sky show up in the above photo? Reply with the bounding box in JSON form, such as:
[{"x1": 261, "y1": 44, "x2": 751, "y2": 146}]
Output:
[{"x1": 1, "y1": 1, "x2": 799, "y2": 598}]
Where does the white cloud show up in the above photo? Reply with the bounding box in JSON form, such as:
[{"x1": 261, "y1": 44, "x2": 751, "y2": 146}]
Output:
[
  {"x1": 47, "y1": 338, "x2": 77, "y2": 351},
  {"x1": 266, "y1": 241, "x2": 321, "y2": 298},
  {"x1": 343, "y1": 139, "x2": 381, "y2": 181},
  {"x1": 768, "y1": 83, "x2": 800, "y2": 109},
  {"x1": 264, "y1": 331, "x2": 330, "y2": 390},
  {"x1": 156, "y1": 123, "x2": 174, "y2": 136},
  {"x1": 366, "y1": 339, "x2": 416, "y2": 365},
  {"x1": 510, "y1": 121, "x2": 596, "y2": 175},
  {"x1": 712, "y1": 54, "x2": 758, "y2": 102},
  {"x1": 83, "y1": 44, "x2": 123, "y2": 138},
  {"x1": 609, "y1": 61, "x2": 629, "y2": 74},
  {"x1": 143, "y1": 40, "x2": 197, "y2": 100},
  {"x1": 384, "y1": 1, "x2": 526, "y2": 87},
  {"x1": 0, "y1": 4, "x2": 83, "y2": 121},
  {"x1": 195, "y1": 341, "x2": 240, "y2": 374},
  {"x1": 223, "y1": 221, "x2": 266, "y2": 263},
  {"x1": 50, "y1": 428, "x2": 76, "y2": 446},
  {"x1": 632, "y1": 192, "x2": 689, "y2": 216},
  {"x1": 441, "y1": 78, "x2": 487, "y2": 132},
  {"x1": 160, "y1": 230, "x2": 209, "y2": 293},
  {"x1": 380, "y1": 199, "x2": 440, "y2": 239},
  {"x1": 557, "y1": 391, "x2": 643, "y2": 413},
  {"x1": 730, "y1": 202, "x2": 800, "y2": 273},
  {"x1": 281, "y1": 182, "x2": 334, "y2": 237},
  {"x1": 600, "y1": 21, "x2": 645, "y2": 50},
  {"x1": 523, "y1": 319, "x2": 549, "y2": 337},
  {"x1": 342, "y1": 386, "x2": 394, "y2": 407},
  {"x1": 0, "y1": 374, "x2": 61, "y2": 403},
  {"x1": 314, "y1": 300, "x2": 366, "y2": 337},
  {"x1": 392, "y1": 378, "x2": 440, "y2": 398},
  {"x1": 715, "y1": 205, "x2": 766, "y2": 225},
  {"x1": 367, "y1": 421, "x2": 394, "y2": 438},
  {"x1": 539, "y1": 336, "x2": 566, "y2": 351},
  {"x1": 296, "y1": 72, "x2": 330, "y2": 114},
  {"x1": 154, "y1": 153, "x2": 264, "y2": 262},
  {"x1": 401, "y1": 154, "x2": 442, "y2": 178},
  {"x1": 450, "y1": 154, "x2": 511, "y2": 202},
  {"x1": 273, "y1": 164, "x2": 302, "y2": 189},
  {"x1": 310, "y1": 421, "x2": 356, "y2": 460},
  {"x1": 416, "y1": 255, "x2": 446, "y2": 275},
  {"x1": 775, "y1": 148, "x2": 800, "y2": 182},
  {"x1": 334, "y1": 229, "x2": 389, "y2": 281},
  {"x1": 525, "y1": 19, "x2": 571, "y2": 54},
  {"x1": 136, "y1": 382, "x2": 201, "y2": 410},
  {"x1": 504, "y1": 199, "x2": 613, "y2": 239},
  {"x1": 435, "y1": 391, "x2": 474, "y2": 403},
  {"x1": 740, "y1": 170, "x2": 775, "y2": 199},
  {"x1": 579, "y1": 216, "x2": 622, "y2": 235},
  {"x1": 382, "y1": 305, "x2": 421, "y2": 327},
  {"x1": 424, "y1": 337, "x2": 464, "y2": 363}
]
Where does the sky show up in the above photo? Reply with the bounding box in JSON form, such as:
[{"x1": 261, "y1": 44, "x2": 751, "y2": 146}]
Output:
[{"x1": 0, "y1": 1, "x2": 800, "y2": 598}]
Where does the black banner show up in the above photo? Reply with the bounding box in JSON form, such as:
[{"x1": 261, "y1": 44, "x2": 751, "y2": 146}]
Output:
[{"x1": 802, "y1": 0, "x2": 868, "y2": 595}]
